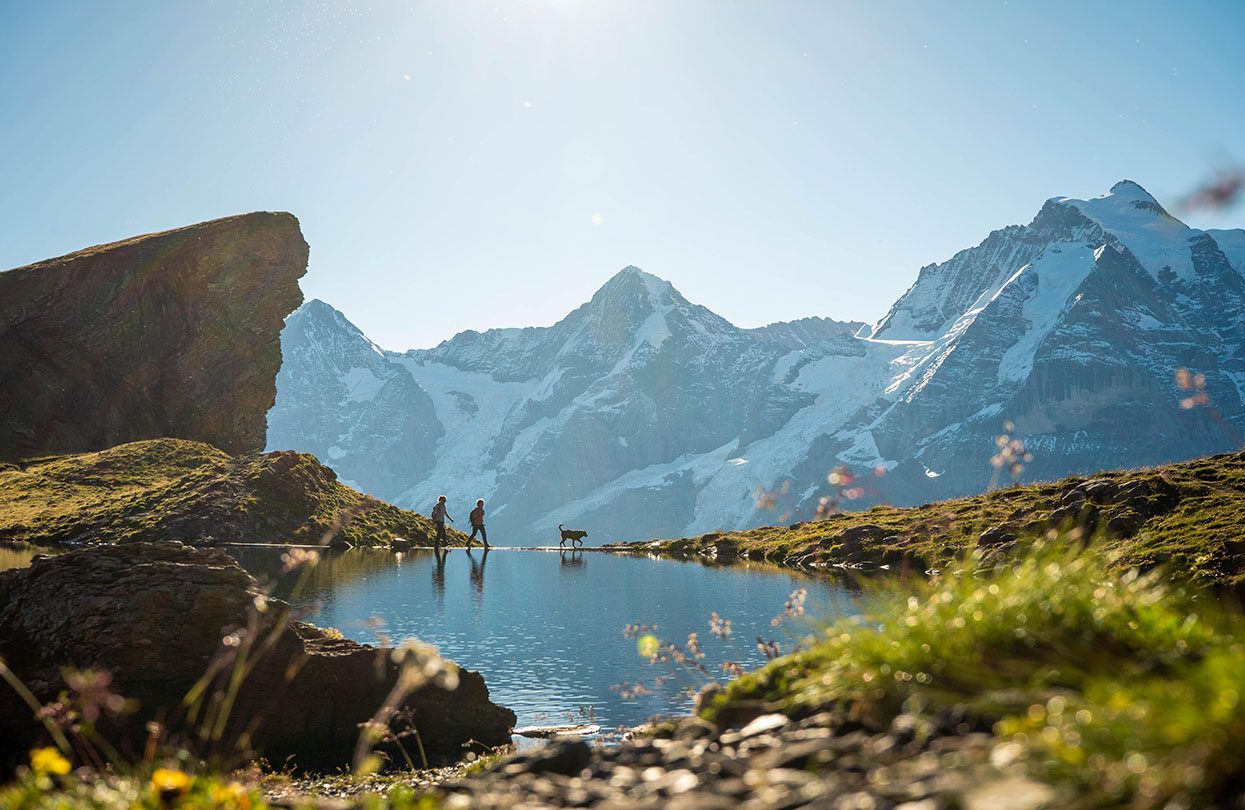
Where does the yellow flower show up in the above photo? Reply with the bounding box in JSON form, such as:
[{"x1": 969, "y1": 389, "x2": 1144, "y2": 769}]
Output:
[
  {"x1": 151, "y1": 768, "x2": 191, "y2": 795},
  {"x1": 637, "y1": 633, "x2": 660, "y2": 658},
  {"x1": 29, "y1": 747, "x2": 71, "y2": 776},
  {"x1": 209, "y1": 781, "x2": 252, "y2": 809}
]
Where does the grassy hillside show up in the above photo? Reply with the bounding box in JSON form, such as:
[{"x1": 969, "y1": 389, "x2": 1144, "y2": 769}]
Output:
[
  {"x1": 0, "y1": 438, "x2": 465, "y2": 547},
  {"x1": 617, "y1": 451, "x2": 1245, "y2": 587},
  {"x1": 701, "y1": 544, "x2": 1245, "y2": 808}
]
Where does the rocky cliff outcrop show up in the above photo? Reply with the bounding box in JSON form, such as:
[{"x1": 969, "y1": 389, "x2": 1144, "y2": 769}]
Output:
[
  {"x1": 0, "y1": 213, "x2": 308, "y2": 461},
  {"x1": 0, "y1": 438, "x2": 468, "y2": 547},
  {"x1": 0, "y1": 542, "x2": 515, "y2": 770}
]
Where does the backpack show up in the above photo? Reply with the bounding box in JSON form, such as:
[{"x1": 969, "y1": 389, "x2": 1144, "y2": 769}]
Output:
[{"x1": 470, "y1": 506, "x2": 485, "y2": 525}]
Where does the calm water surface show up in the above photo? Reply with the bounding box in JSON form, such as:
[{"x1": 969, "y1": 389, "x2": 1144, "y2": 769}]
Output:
[
  {"x1": 229, "y1": 546, "x2": 858, "y2": 735},
  {"x1": 0, "y1": 543, "x2": 858, "y2": 736}
]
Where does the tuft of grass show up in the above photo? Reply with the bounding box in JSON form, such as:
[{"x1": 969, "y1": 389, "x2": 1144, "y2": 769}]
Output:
[
  {"x1": 0, "y1": 438, "x2": 467, "y2": 548},
  {"x1": 701, "y1": 542, "x2": 1245, "y2": 807}
]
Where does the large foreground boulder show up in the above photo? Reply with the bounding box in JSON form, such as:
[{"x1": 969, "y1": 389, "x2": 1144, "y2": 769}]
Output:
[
  {"x1": 0, "y1": 542, "x2": 515, "y2": 770},
  {"x1": 0, "y1": 213, "x2": 307, "y2": 461},
  {"x1": 0, "y1": 438, "x2": 465, "y2": 547}
]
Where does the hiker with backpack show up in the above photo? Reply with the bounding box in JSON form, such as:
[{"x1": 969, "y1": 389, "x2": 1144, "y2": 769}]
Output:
[
  {"x1": 467, "y1": 499, "x2": 489, "y2": 549},
  {"x1": 431, "y1": 495, "x2": 453, "y2": 548}
]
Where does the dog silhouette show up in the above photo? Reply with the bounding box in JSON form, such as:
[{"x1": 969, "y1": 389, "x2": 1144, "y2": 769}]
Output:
[{"x1": 558, "y1": 523, "x2": 588, "y2": 549}]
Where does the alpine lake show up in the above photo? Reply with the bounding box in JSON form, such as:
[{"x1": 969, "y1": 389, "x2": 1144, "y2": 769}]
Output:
[{"x1": 1, "y1": 543, "x2": 859, "y2": 741}]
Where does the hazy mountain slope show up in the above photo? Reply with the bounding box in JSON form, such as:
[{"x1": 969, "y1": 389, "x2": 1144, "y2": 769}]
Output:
[
  {"x1": 389, "y1": 268, "x2": 817, "y2": 539},
  {"x1": 266, "y1": 300, "x2": 441, "y2": 500},
  {"x1": 267, "y1": 182, "x2": 1245, "y2": 542}
]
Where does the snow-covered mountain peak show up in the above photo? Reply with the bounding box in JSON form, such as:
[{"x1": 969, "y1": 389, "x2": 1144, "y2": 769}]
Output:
[
  {"x1": 298, "y1": 297, "x2": 351, "y2": 326},
  {"x1": 270, "y1": 180, "x2": 1245, "y2": 543},
  {"x1": 1052, "y1": 180, "x2": 1197, "y2": 280},
  {"x1": 287, "y1": 299, "x2": 387, "y2": 359},
  {"x1": 569, "y1": 265, "x2": 738, "y2": 350},
  {"x1": 589, "y1": 265, "x2": 684, "y2": 311},
  {"x1": 1108, "y1": 178, "x2": 1157, "y2": 198},
  {"x1": 1056, "y1": 179, "x2": 1172, "y2": 220}
]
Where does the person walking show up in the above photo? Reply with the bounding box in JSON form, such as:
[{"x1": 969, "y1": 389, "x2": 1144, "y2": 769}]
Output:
[
  {"x1": 431, "y1": 495, "x2": 453, "y2": 549},
  {"x1": 467, "y1": 499, "x2": 489, "y2": 549}
]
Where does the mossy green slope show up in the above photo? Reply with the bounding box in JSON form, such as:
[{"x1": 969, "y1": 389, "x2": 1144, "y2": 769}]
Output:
[
  {"x1": 620, "y1": 451, "x2": 1245, "y2": 587},
  {"x1": 702, "y1": 545, "x2": 1245, "y2": 808},
  {"x1": 0, "y1": 438, "x2": 464, "y2": 547}
]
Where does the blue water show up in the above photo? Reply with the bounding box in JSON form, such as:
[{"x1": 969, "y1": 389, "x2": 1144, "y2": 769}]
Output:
[{"x1": 226, "y1": 546, "x2": 857, "y2": 736}]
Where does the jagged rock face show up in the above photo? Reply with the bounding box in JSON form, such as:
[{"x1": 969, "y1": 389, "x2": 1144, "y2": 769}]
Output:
[
  {"x1": 0, "y1": 213, "x2": 308, "y2": 461},
  {"x1": 0, "y1": 542, "x2": 515, "y2": 770},
  {"x1": 268, "y1": 183, "x2": 1245, "y2": 542}
]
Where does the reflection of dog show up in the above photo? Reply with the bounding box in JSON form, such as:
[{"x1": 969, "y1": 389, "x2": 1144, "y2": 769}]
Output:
[{"x1": 558, "y1": 524, "x2": 588, "y2": 549}]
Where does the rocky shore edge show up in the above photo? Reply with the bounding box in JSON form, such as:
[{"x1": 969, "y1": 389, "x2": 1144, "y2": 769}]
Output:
[{"x1": 0, "y1": 542, "x2": 513, "y2": 773}]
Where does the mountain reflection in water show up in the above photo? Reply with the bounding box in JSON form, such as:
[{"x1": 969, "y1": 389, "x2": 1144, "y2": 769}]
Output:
[{"x1": 226, "y1": 545, "x2": 858, "y2": 736}]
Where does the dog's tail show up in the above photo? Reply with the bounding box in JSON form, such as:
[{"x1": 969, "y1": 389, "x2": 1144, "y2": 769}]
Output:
[{"x1": 558, "y1": 523, "x2": 564, "y2": 532}]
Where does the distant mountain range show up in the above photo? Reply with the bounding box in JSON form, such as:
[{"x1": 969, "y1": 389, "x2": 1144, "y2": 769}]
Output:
[{"x1": 267, "y1": 181, "x2": 1245, "y2": 543}]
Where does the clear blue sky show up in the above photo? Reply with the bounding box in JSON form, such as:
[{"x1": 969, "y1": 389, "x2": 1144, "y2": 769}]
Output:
[{"x1": 2, "y1": 1, "x2": 1243, "y2": 349}]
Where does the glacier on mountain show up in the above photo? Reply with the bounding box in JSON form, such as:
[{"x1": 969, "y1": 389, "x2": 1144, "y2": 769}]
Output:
[{"x1": 268, "y1": 183, "x2": 1245, "y2": 542}]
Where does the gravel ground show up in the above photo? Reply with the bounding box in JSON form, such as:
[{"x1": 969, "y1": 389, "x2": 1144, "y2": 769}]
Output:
[{"x1": 427, "y1": 710, "x2": 1057, "y2": 810}]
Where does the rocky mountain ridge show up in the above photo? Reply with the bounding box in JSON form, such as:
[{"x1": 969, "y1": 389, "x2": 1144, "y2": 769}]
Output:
[{"x1": 268, "y1": 182, "x2": 1245, "y2": 542}]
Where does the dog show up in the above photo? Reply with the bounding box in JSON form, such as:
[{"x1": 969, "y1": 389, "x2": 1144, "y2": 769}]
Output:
[{"x1": 558, "y1": 523, "x2": 588, "y2": 549}]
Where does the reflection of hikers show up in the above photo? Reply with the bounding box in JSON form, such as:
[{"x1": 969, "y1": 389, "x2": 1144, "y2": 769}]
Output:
[
  {"x1": 431, "y1": 495, "x2": 453, "y2": 548},
  {"x1": 467, "y1": 499, "x2": 489, "y2": 549},
  {"x1": 432, "y1": 547, "x2": 447, "y2": 602},
  {"x1": 468, "y1": 545, "x2": 488, "y2": 599}
]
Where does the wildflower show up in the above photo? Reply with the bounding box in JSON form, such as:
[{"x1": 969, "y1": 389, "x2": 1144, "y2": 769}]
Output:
[
  {"x1": 772, "y1": 588, "x2": 807, "y2": 627},
  {"x1": 611, "y1": 680, "x2": 653, "y2": 699},
  {"x1": 753, "y1": 480, "x2": 791, "y2": 510},
  {"x1": 280, "y1": 547, "x2": 320, "y2": 573},
  {"x1": 64, "y1": 668, "x2": 129, "y2": 722},
  {"x1": 29, "y1": 747, "x2": 70, "y2": 776},
  {"x1": 151, "y1": 768, "x2": 191, "y2": 796},
  {"x1": 637, "y1": 633, "x2": 660, "y2": 658},
  {"x1": 1176, "y1": 368, "x2": 1210, "y2": 409},
  {"x1": 991, "y1": 423, "x2": 1033, "y2": 479},
  {"x1": 209, "y1": 781, "x2": 253, "y2": 809},
  {"x1": 392, "y1": 639, "x2": 460, "y2": 690}
]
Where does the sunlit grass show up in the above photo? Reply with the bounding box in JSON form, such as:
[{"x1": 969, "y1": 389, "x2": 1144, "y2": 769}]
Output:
[
  {"x1": 0, "y1": 438, "x2": 459, "y2": 547},
  {"x1": 645, "y1": 451, "x2": 1245, "y2": 588},
  {"x1": 702, "y1": 542, "x2": 1245, "y2": 806}
]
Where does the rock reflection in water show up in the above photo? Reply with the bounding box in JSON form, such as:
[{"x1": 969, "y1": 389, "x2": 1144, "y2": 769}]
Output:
[{"x1": 225, "y1": 546, "x2": 858, "y2": 736}]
